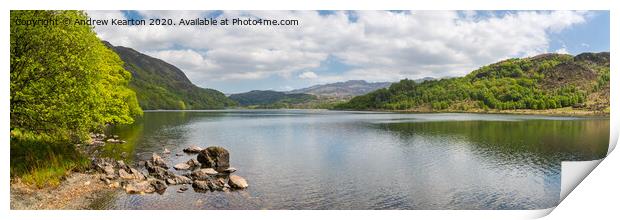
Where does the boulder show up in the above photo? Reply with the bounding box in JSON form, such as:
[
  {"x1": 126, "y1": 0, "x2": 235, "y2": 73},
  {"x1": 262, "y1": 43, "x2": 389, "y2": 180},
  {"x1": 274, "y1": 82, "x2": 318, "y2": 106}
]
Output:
[
  {"x1": 190, "y1": 168, "x2": 218, "y2": 180},
  {"x1": 150, "y1": 179, "x2": 168, "y2": 192},
  {"x1": 192, "y1": 180, "x2": 210, "y2": 192},
  {"x1": 92, "y1": 158, "x2": 117, "y2": 172},
  {"x1": 216, "y1": 177, "x2": 231, "y2": 190},
  {"x1": 108, "y1": 181, "x2": 121, "y2": 188},
  {"x1": 229, "y1": 175, "x2": 249, "y2": 189},
  {"x1": 100, "y1": 175, "x2": 111, "y2": 184},
  {"x1": 166, "y1": 178, "x2": 177, "y2": 185},
  {"x1": 174, "y1": 175, "x2": 193, "y2": 184},
  {"x1": 118, "y1": 169, "x2": 134, "y2": 180},
  {"x1": 222, "y1": 167, "x2": 237, "y2": 174},
  {"x1": 207, "y1": 179, "x2": 225, "y2": 191},
  {"x1": 124, "y1": 180, "x2": 155, "y2": 194},
  {"x1": 147, "y1": 163, "x2": 175, "y2": 180},
  {"x1": 116, "y1": 160, "x2": 129, "y2": 170},
  {"x1": 186, "y1": 158, "x2": 200, "y2": 168},
  {"x1": 197, "y1": 146, "x2": 230, "y2": 172},
  {"x1": 103, "y1": 165, "x2": 116, "y2": 177},
  {"x1": 151, "y1": 153, "x2": 168, "y2": 169},
  {"x1": 167, "y1": 175, "x2": 193, "y2": 185},
  {"x1": 201, "y1": 168, "x2": 218, "y2": 175},
  {"x1": 145, "y1": 160, "x2": 158, "y2": 171},
  {"x1": 129, "y1": 168, "x2": 146, "y2": 180},
  {"x1": 173, "y1": 163, "x2": 191, "y2": 170},
  {"x1": 183, "y1": 145, "x2": 202, "y2": 153}
]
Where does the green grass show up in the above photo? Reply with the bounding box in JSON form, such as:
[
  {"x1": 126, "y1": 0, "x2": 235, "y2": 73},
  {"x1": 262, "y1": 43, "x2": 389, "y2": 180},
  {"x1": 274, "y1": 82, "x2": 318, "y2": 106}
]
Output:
[{"x1": 10, "y1": 130, "x2": 91, "y2": 188}]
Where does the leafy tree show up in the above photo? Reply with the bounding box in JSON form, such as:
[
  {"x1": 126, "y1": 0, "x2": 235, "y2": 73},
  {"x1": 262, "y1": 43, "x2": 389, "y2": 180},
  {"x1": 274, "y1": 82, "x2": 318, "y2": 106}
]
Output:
[{"x1": 11, "y1": 10, "x2": 142, "y2": 140}]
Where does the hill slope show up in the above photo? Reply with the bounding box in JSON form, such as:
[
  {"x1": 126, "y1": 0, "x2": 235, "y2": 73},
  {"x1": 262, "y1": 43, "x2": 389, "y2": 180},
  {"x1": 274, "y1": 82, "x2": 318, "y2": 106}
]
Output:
[
  {"x1": 335, "y1": 52, "x2": 610, "y2": 114},
  {"x1": 288, "y1": 80, "x2": 392, "y2": 98},
  {"x1": 229, "y1": 90, "x2": 317, "y2": 108},
  {"x1": 105, "y1": 42, "x2": 236, "y2": 110}
]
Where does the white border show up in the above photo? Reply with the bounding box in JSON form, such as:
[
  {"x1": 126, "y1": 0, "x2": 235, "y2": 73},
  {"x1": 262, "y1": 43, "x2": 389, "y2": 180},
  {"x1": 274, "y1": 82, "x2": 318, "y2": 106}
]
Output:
[{"x1": 1, "y1": 1, "x2": 617, "y2": 219}]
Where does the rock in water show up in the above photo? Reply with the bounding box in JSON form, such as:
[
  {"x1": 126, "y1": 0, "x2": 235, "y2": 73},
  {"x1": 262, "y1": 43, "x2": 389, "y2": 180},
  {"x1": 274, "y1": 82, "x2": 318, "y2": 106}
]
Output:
[
  {"x1": 124, "y1": 180, "x2": 156, "y2": 194},
  {"x1": 201, "y1": 168, "x2": 218, "y2": 175},
  {"x1": 166, "y1": 178, "x2": 177, "y2": 185},
  {"x1": 189, "y1": 168, "x2": 218, "y2": 180},
  {"x1": 183, "y1": 145, "x2": 202, "y2": 153},
  {"x1": 186, "y1": 158, "x2": 200, "y2": 168},
  {"x1": 129, "y1": 168, "x2": 146, "y2": 180},
  {"x1": 163, "y1": 148, "x2": 171, "y2": 154},
  {"x1": 192, "y1": 180, "x2": 210, "y2": 192},
  {"x1": 222, "y1": 167, "x2": 237, "y2": 174},
  {"x1": 147, "y1": 162, "x2": 175, "y2": 180},
  {"x1": 150, "y1": 179, "x2": 168, "y2": 192},
  {"x1": 174, "y1": 175, "x2": 193, "y2": 184},
  {"x1": 197, "y1": 146, "x2": 230, "y2": 172},
  {"x1": 151, "y1": 153, "x2": 168, "y2": 169},
  {"x1": 207, "y1": 179, "x2": 225, "y2": 191},
  {"x1": 229, "y1": 175, "x2": 249, "y2": 189},
  {"x1": 173, "y1": 163, "x2": 191, "y2": 170}
]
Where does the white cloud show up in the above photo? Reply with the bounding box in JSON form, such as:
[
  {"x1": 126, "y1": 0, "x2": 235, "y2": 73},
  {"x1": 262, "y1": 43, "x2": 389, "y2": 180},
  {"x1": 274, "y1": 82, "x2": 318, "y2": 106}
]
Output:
[
  {"x1": 299, "y1": 71, "x2": 318, "y2": 79},
  {"x1": 88, "y1": 10, "x2": 589, "y2": 89},
  {"x1": 555, "y1": 47, "x2": 570, "y2": 54}
]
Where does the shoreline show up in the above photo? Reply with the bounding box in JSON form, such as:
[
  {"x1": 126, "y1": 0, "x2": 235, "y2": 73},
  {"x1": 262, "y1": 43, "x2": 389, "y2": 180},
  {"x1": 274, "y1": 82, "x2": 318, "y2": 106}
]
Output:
[
  {"x1": 143, "y1": 108, "x2": 609, "y2": 117},
  {"x1": 387, "y1": 108, "x2": 609, "y2": 117},
  {"x1": 10, "y1": 171, "x2": 114, "y2": 210}
]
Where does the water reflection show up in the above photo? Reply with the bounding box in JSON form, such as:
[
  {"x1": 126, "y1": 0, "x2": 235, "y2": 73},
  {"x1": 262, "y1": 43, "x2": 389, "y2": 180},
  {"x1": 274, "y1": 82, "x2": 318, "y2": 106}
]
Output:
[{"x1": 92, "y1": 110, "x2": 609, "y2": 210}]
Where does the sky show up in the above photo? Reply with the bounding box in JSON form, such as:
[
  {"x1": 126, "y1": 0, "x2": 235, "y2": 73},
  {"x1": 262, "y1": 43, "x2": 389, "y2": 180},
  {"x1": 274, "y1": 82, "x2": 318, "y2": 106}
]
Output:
[{"x1": 88, "y1": 10, "x2": 610, "y2": 94}]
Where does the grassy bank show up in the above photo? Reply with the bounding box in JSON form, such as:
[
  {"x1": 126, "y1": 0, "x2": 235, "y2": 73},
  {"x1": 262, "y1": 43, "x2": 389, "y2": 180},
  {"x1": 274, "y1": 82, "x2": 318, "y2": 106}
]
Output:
[{"x1": 10, "y1": 130, "x2": 91, "y2": 188}]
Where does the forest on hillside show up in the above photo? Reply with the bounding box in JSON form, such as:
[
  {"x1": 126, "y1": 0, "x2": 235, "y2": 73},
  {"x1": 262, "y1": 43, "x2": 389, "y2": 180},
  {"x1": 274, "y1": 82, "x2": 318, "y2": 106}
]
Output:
[{"x1": 335, "y1": 53, "x2": 610, "y2": 114}]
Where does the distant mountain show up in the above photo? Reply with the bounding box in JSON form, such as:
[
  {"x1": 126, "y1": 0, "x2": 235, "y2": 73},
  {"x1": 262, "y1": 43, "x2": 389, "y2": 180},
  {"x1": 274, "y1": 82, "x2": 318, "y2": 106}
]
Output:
[
  {"x1": 229, "y1": 90, "x2": 317, "y2": 108},
  {"x1": 336, "y1": 52, "x2": 610, "y2": 114},
  {"x1": 288, "y1": 80, "x2": 393, "y2": 98},
  {"x1": 105, "y1": 42, "x2": 236, "y2": 110}
]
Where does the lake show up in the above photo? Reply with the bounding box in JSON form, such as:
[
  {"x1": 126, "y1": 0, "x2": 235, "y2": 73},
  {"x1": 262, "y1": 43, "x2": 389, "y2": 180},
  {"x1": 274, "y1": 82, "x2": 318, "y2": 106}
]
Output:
[{"x1": 90, "y1": 110, "x2": 609, "y2": 210}]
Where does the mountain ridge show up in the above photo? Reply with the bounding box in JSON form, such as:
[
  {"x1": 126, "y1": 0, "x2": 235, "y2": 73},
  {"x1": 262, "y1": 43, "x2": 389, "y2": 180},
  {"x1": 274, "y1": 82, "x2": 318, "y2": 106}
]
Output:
[
  {"x1": 104, "y1": 42, "x2": 236, "y2": 110},
  {"x1": 287, "y1": 80, "x2": 393, "y2": 98}
]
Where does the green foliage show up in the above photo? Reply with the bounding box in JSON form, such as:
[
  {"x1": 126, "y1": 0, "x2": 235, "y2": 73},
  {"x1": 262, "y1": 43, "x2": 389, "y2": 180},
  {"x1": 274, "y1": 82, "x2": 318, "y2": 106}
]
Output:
[
  {"x1": 336, "y1": 52, "x2": 609, "y2": 112},
  {"x1": 10, "y1": 10, "x2": 142, "y2": 185},
  {"x1": 229, "y1": 90, "x2": 317, "y2": 108},
  {"x1": 108, "y1": 44, "x2": 236, "y2": 110},
  {"x1": 11, "y1": 10, "x2": 142, "y2": 140}
]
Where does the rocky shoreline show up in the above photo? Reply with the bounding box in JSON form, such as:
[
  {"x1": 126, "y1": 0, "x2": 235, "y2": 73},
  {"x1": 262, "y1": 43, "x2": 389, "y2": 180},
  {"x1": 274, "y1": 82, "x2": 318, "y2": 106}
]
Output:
[
  {"x1": 94, "y1": 145, "x2": 248, "y2": 194},
  {"x1": 11, "y1": 133, "x2": 249, "y2": 209}
]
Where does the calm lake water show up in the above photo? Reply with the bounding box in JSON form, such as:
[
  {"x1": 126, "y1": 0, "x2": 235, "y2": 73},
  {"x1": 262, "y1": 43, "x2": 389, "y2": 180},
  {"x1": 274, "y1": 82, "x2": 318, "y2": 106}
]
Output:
[{"x1": 91, "y1": 110, "x2": 609, "y2": 210}]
